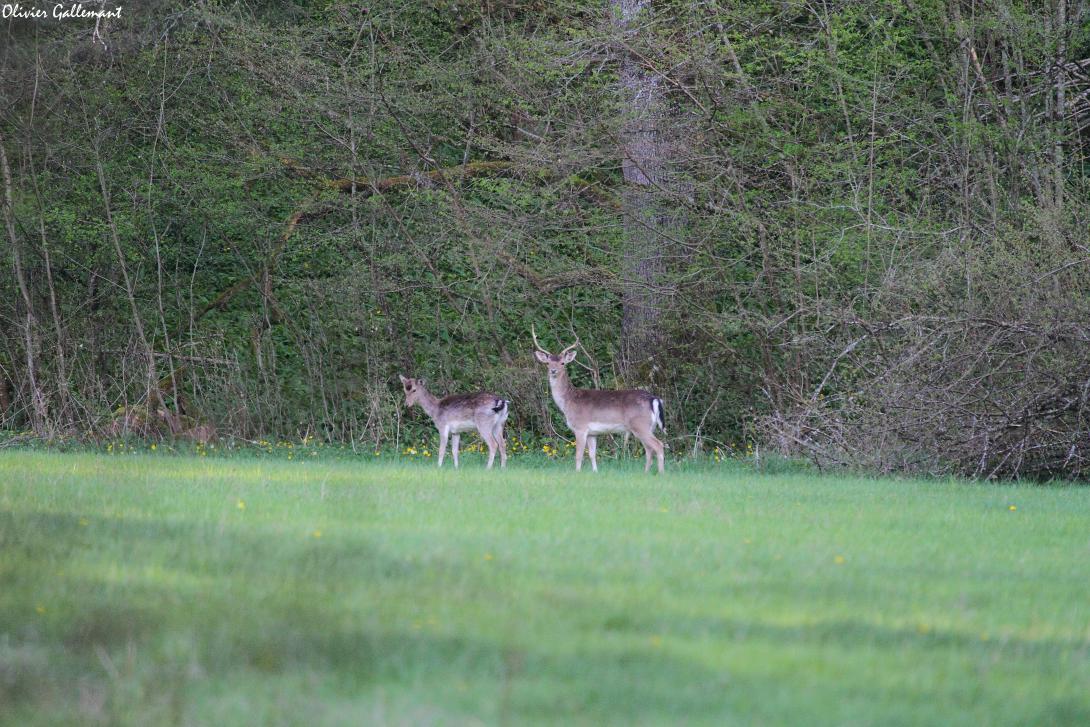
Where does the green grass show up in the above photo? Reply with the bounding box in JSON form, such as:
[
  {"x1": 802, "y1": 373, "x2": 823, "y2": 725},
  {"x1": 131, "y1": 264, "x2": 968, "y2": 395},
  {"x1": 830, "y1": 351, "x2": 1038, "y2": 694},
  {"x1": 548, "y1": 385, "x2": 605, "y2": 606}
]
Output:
[{"x1": 1, "y1": 451, "x2": 1089, "y2": 726}]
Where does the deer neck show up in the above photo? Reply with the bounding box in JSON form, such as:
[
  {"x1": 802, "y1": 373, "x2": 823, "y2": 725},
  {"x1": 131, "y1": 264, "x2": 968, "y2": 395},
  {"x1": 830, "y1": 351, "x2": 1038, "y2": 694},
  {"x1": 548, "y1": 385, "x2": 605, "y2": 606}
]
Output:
[
  {"x1": 416, "y1": 388, "x2": 441, "y2": 422},
  {"x1": 549, "y1": 368, "x2": 578, "y2": 417}
]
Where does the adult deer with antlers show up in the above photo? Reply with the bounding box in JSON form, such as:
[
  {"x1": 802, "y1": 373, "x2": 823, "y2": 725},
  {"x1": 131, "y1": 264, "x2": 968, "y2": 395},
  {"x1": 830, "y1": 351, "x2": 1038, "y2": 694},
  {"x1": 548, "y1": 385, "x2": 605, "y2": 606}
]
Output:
[
  {"x1": 532, "y1": 326, "x2": 665, "y2": 473},
  {"x1": 399, "y1": 375, "x2": 509, "y2": 469}
]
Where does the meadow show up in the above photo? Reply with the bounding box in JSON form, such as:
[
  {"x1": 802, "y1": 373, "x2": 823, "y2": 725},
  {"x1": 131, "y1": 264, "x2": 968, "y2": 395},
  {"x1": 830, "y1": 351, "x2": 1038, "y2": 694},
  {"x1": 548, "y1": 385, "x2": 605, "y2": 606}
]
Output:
[{"x1": 1, "y1": 449, "x2": 1089, "y2": 726}]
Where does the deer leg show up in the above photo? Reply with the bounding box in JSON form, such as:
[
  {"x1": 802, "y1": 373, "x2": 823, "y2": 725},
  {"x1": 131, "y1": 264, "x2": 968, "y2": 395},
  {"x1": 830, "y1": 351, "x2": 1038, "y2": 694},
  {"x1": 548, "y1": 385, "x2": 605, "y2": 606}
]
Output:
[
  {"x1": 437, "y1": 427, "x2": 449, "y2": 468},
  {"x1": 452, "y1": 433, "x2": 461, "y2": 468},
  {"x1": 475, "y1": 416, "x2": 497, "y2": 469},
  {"x1": 633, "y1": 426, "x2": 663, "y2": 474},
  {"x1": 645, "y1": 434, "x2": 665, "y2": 474},
  {"x1": 484, "y1": 433, "x2": 497, "y2": 469},
  {"x1": 588, "y1": 436, "x2": 598, "y2": 472},
  {"x1": 574, "y1": 430, "x2": 587, "y2": 471},
  {"x1": 493, "y1": 422, "x2": 507, "y2": 468}
]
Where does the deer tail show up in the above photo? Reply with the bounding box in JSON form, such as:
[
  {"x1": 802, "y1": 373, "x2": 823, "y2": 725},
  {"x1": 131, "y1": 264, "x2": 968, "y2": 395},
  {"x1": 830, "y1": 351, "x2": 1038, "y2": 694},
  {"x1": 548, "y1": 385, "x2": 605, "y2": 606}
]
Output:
[{"x1": 651, "y1": 397, "x2": 665, "y2": 433}]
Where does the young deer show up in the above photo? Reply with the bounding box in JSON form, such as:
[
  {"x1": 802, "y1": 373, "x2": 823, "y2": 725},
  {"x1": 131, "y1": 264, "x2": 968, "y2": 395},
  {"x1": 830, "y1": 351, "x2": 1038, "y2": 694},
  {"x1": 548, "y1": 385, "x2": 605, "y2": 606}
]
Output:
[
  {"x1": 532, "y1": 327, "x2": 665, "y2": 473},
  {"x1": 399, "y1": 375, "x2": 509, "y2": 469}
]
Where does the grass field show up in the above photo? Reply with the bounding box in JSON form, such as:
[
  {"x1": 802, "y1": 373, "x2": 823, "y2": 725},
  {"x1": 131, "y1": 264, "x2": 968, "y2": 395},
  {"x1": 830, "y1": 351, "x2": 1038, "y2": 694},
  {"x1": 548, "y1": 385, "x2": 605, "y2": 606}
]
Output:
[{"x1": 1, "y1": 450, "x2": 1089, "y2": 726}]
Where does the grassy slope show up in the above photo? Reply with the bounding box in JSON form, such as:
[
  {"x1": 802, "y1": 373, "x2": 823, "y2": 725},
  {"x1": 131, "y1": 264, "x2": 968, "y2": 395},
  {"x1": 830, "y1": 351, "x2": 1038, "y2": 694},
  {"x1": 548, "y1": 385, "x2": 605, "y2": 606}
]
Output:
[{"x1": 1, "y1": 451, "x2": 1088, "y2": 726}]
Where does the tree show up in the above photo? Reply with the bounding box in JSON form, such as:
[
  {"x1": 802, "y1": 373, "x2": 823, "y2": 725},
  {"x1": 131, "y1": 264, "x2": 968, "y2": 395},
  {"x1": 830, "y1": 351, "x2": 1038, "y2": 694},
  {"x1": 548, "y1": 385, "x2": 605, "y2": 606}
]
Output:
[{"x1": 614, "y1": 0, "x2": 678, "y2": 374}]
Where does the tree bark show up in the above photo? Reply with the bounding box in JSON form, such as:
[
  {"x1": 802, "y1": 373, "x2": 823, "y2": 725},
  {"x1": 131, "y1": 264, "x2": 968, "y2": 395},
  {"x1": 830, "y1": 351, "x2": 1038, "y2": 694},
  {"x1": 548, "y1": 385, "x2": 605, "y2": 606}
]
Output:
[
  {"x1": 1054, "y1": 0, "x2": 1067, "y2": 210},
  {"x1": 615, "y1": 0, "x2": 674, "y2": 374}
]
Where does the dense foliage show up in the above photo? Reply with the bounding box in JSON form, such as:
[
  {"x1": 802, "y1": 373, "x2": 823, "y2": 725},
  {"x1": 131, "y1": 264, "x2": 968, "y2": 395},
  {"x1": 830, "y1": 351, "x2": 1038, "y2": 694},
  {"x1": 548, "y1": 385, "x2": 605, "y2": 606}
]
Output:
[{"x1": 2, "y1": 1, "x2": 1088, "y2": 477}]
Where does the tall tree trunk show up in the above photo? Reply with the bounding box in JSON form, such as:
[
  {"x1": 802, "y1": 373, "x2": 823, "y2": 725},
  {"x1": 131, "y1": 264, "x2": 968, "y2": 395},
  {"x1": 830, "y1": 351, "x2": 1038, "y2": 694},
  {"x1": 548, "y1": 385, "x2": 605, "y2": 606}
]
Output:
[
  {"x1": 1053, "y1": 0, "x2": 1067, "y2": 210},
  {"x1": 615, "y1": 0, "x2": 673, "y2": 375}
]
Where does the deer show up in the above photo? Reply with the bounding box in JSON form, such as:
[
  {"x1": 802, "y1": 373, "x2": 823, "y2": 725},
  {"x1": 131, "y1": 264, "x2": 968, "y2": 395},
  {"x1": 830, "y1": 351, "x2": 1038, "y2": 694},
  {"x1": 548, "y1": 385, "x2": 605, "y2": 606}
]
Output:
[
  {"x1": 399, "y1": 375, "x2": 509, "y2": 469},
  {"x1": 532, "y1": 326, "x2": 665, "y2": 473}
]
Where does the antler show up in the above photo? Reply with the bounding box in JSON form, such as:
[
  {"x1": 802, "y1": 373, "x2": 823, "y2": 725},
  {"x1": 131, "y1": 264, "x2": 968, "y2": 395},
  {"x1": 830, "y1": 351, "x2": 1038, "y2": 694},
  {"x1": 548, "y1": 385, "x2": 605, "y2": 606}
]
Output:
[
  {"x1": 532, "y1": 324, "x2": 579, "y2": 358},
  {"x1": 560, "y1": 324, "x2": 580, "y2": 356},
  {"x1": 531, "y1": 324, "x2": 551, "y2": 354}
]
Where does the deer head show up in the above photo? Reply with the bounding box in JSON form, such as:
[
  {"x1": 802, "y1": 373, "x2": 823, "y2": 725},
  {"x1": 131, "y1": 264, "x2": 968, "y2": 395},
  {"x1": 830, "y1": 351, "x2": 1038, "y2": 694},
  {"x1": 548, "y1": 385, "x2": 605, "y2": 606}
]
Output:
[
  {"x1": 531, "y1": 325, "x2": 579, "y2": 381},
  {"x1": 399, "y1": 374, "x2": 425, "y2": 408}
]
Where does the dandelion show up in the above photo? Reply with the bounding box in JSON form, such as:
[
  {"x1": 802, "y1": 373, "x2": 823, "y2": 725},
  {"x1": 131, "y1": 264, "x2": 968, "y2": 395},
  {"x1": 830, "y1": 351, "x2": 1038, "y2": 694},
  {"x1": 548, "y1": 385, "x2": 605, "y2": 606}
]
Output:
[
  {"x1": 834, "y1": 555, "x2": 845, "y2": 564},
  {"x1": 312, "y1": 529, "x2": 322, "y2": 538},
  {"x1": 237, "y1": 499, "x2": 246, "y2": 510},
  {"x1": 1008, "y1": 505, "x2": 1017, "y2": 511},
  {"x1": 150, "y1": 443, "x2": 157, "y2": 451}
]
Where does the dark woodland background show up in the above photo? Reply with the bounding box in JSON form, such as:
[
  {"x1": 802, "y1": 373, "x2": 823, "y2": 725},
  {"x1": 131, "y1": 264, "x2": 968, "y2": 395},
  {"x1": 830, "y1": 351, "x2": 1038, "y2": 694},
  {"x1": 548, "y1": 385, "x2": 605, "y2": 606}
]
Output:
[{"x1": 1, "y1": 0, "x2": 1089, "y2": 478}]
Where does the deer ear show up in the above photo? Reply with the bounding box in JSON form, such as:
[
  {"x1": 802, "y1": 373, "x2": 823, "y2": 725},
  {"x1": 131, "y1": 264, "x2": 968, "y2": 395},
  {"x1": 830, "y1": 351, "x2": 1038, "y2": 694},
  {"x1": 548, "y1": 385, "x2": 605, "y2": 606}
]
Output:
[
  {"x1": 561, "y1": 349, "x2": 578, "y2": 364},
  {"x1": 534, "y1": 351, "x2": 550, "y2": 363},
  {"x1": 398, "y1": 374, "x2": 409, "y2": 386}
]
